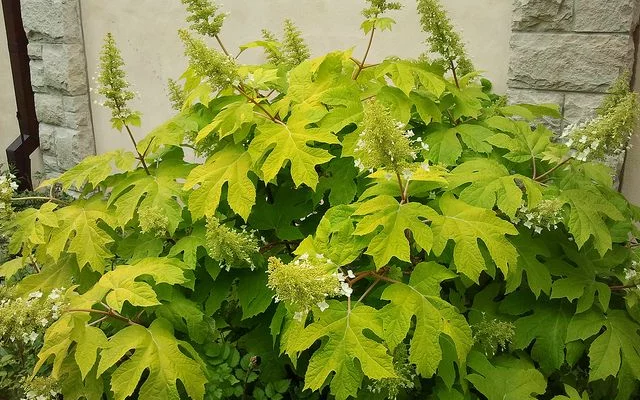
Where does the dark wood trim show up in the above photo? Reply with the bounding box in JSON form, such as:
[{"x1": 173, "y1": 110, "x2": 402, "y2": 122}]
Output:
[{"x1": 2, "y1": 0, "x2": 39, "y2": 190}]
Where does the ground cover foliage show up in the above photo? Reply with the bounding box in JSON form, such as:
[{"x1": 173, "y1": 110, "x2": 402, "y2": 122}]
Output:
[{"x1": 1, "y1": 0, "x2": 640, "y2": 399}]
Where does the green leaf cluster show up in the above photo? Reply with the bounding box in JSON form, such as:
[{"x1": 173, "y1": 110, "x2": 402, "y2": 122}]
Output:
[{"x1": 1, "y1": 1, "x2": 639, "y2": 399}]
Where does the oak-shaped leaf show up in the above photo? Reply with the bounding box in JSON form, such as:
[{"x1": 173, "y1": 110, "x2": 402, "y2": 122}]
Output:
[
  {"x1": 39, "y1": 150, "x2": 137, "y2": 191},
  {"x1": 185, "y1": 144, "x2": 256, "y2": 221},
  {"x1": 45, "y1": 197, "x2": 116, "y2": 272},
  {"x1": 6, "y1": 202, "x2": 58, "y2": 255},
  {"x1": 35, "y1": 312, "x2": 107, "y2": 380},
  {"x1": 499, "y1": 103, "x2": 561, "y2": 121},
  {"x1": 196, "y1": 99, "x2": 255, "y2": 142},
  {"x1": 549, "y1": 246, "x2": 611, "y2": 313},
  {"x1": 0, "y1": 257, "x2": 27, "y2": 282},
  {"x1": 97, "y1": 318, "x2": 207, "y2": 400},
  {"x1": 285, "y1": 301, "x2": 396, "y2": 400},
  {"x1": 282, "y1": 51, "x2": 360, "y2": 117},
  {"x1": 137, "y1": 103, "x2": 215, "y2": 155},
  {"x1": 249, "y1": 109, "x2": 339, "y2": 189},
  {"x1": 486, "y1": 118, "x2": 553, "y2": 164},
  {"x1": 248, "y1": 182, "x2": 314, "y2": 241},
  {"x1": 425, "y1": 123, "x2": 495, "y2": 165},
  {"x1": 81, "y1": 257, "x2": 193, "y2": 312},
  {"x1": 108, "y1": 150, "x2": 193, "y2": 233},
  {"x1": 466, "y1": 351, "x2": 547, "y2": 400},
  {"x1": 506, "y1": 234, "x2": 553, "y2": 297},
  {"x1": 566, "y1": 310, "x2": 640, "y2": 383},
  {"x1": 167, "y1": 222, "x2": 207, "y2": 265},
  {"x1": 359, "y1": 165, "x2": 449, "y2": 201},
  {"x1": 430, "y1": 194, "x2": 518, "y2": 282},
  {"x1": 353, "y1": 195, "x2": 437, "y2": 267},
  {"x1": 13, "y1": 255, "x2": 76, "y2": 297},
  {"x1": 58, "y1": 357, "x2": 104, "y2": 400},
  {"x1": 512, "y1": 302, "x2": 572, "y2": 373},
  {"x1": 559, "y1": 189, "x2": 624, "y2": 255},
  {"x1": 313, "y1": 157, "x2": 358, "y2": 206},
  {"x1": 296, "y1": 204, "x2": 369, "y2": 266},
  {"x1": 377, "y1": 59, "x2": 446, "y2": 97},
  {"x1": 380, "y1": 262, "x2": 473, "y2": 377},
  {"x1": 449, "y1": 158, "x2": 542, "y2": 218}
]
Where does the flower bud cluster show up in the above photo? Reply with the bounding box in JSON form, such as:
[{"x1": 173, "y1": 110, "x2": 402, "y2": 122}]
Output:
[
  {"x1": 167, "y1": 78, "x2": 186, "y2": 111},
  {"x1": 22, "y1": 376, "x2": 60, "y2": 400},
  {"x1": 138, "y1": 206, "x2": 170, "y2": 237},
  {"x1": 512, "y1": 199, "x2": 564, "y2": 234},
  {"x1": 354, "y1": 100, "x2": 418, "y2": 174},
  {"x1": 179, "y1": 29, "x2": 238, "y2": 92},
  {"x1": 0, "y1": 173, "x2": 18, "y2": 221},
  {"x1": 96, "y1": 33, "x2": 140, "y2": 127},
  {"x1": 417, "y1": 0, "x2": 474, "y2": 76},
  {"x1": 206, "y1": 216, "x2": 260, "y2": 270},
  {"x1": 282, "y1": 19, "x2": 311, "y2": 68},
  {"x1": 267, "y1": 254, "x2": 345, "y2": 318},
  {"x1": 362, "y1": 0, "x2": 402, "y2": 19},
  {"x1": 561, "y1": 75, "x2": 638, "y2": 162},
  {"x1": 0, "y1": 288, "x2": 65, "y2": 346},
  {"x1": 260, "y1": 29, "x2": 287, "y2": 66},
  {"x1": 181, "y1": 0, "x2": 228, "y2": 38},
  {"x1": 472, "y1": 316, "x2": 515, "y2": 356},
  {"x1": 367, "y1": 344, "x2": 415, "y2": 399}
]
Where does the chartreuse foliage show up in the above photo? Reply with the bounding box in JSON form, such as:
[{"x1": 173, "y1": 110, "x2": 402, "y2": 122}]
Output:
[{"x1": 1, "y1": 0, "x2": 640, "y2": 399}]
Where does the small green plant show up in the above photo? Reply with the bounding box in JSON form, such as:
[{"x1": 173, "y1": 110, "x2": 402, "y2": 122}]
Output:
[{"x1": 1, "y1": 0, "x2": 640, "y2": 399}]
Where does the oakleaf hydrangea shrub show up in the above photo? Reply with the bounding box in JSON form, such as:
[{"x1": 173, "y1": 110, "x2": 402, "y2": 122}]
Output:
[{"x1": 1, "y1": 0, "x2": 640, "y2": 399}]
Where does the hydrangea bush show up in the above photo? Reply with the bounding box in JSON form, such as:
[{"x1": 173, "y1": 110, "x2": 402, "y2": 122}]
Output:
[{"x1": 1, "y1": 0, "x2": 640, "y2": 399}]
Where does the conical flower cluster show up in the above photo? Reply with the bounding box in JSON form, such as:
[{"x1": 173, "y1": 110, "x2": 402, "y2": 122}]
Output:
[
  {"x1": 96, "y1": 33, "x2": 140, "y2": 129},
  {"x1": 267, "y1": 254, "x2": 345, "y2": 317},
  {"x1": 562, "y1": 74, "x2": 639, "y2": 162},
  {"x1": 354, "y1": 100, "x2": 417, "y2": 174},
  {"x1": 206, "y1": 216, "x2": 260, "y2": 270}
]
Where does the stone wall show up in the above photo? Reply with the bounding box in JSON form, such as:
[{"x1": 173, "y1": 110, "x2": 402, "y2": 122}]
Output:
[
  {"x1": 20, "y1": 0, "x2": 95, "y2": 177},
  {"x1": 508, "y1": 0, "x2": 640, "y2": 133}
]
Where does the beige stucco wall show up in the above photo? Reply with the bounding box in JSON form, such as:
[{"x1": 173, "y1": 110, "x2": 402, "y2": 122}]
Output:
[
  {"x1": 80, "y1": 0, "x2": 513, "y2": 154},
  {"x1": 0, "y1": 6, "x2": 19, "y2": 168}
]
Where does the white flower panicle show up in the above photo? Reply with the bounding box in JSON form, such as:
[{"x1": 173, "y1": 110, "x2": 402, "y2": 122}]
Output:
[
  {"x1": 0, "y1": 288, "x2": 66, "y2": 347},
  {"x1": 267, "y1": 254, "x2": 355, "y2": 319},
  {"x1": 353, "y1": 101, "x2": 430, "y2": 176},
  {"x1": 206, "y1": 216, "x2": 260, "y2": 271},
  {"x1": 138, "y1": 206, "x2": 170, "y2": 237},
  {"x1": 512, "y1": 199, "x2": 564, "y2": 234},
  {"x1": 0, "y1": 173, "x2": 18, "y2": 221},
  {"x1": 561, "y1": 74, "x2": 638, "y2": 162}
]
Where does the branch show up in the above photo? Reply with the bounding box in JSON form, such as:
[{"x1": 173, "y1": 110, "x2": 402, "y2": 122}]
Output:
[
  {"x1": 259, "y1": 240, "x2": 300, "y2": 254},
  {"x1": 449, "y1": 59, "x2": 460, "y2": 89},
  {"x1": 11, "y1": 196, "x2": 68, "y2": 205},
  {"x1": 214, "y1": 34, "x2": 231, "y2": 57},
  {"x1": 347, "y1": 269, "x2": 401, "y2": 287},
  {"x1": 124, "y1": 125, "x2": 151, "y2": 175},
  {"x1": 357, "y1": 278, "x2": 381, "y2": 303},
  {"x1": 610, "y1": 284, "x2": 637, "y2": 291},
  {"x1": 531, "y1": 157, "x2": 537, "y2": 180},
  {"x1": 534, "y1": 157, "x2": 573, "y2": 182},
  {"x1": 67, "y1": 307, "x2": 143, "y2": 327},
  {"x1": 350, "y1": 56, "x2": 378, "y2": 70},
  {"x1": 396, "y1": 173, "x2": 407, "y2": 204},
  {"x1": 354, "y1": 27, "x2": 376, "y2": 80},
  {"x1": 28, "y1": 254, "x2": 41, "y2": 273},
  {"x1": 236, "y1": 85, "x2": 279, "y2": 122}
]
